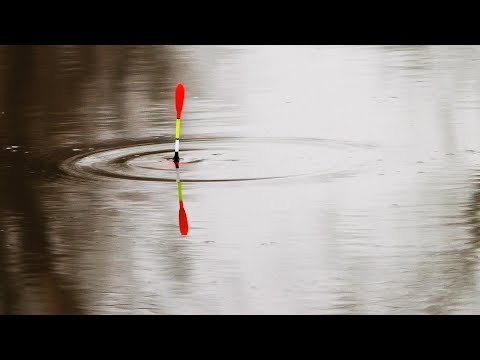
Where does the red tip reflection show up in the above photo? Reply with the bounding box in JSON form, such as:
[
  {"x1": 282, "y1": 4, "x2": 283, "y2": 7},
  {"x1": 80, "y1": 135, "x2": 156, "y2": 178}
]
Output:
[{"x1": 179, "y1": 202, "x2": 188, "y2": 235}]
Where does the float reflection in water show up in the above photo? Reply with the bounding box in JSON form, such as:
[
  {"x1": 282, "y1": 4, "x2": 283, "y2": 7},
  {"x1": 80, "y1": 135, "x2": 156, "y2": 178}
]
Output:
[{"x1": 173, "y1": 83, "x2": 188, "y2": 236}]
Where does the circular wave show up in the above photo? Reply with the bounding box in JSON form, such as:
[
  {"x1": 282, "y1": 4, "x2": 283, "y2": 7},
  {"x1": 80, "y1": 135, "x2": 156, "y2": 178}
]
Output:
[{"x1": 58, "y1": 137, "x2": 376, "y2": 183}]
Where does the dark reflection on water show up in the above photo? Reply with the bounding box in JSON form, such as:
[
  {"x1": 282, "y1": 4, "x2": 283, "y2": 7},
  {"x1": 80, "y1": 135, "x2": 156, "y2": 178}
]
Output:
[
  {"x1": 0, "y1": 45, "x2": 204, "y2": 314},
  {"x1": 0, "y1": 46, "x2": 85, "y2": 313},
  {"x1": 3, "y1": 45, "x2": 480, "y2": 314}
]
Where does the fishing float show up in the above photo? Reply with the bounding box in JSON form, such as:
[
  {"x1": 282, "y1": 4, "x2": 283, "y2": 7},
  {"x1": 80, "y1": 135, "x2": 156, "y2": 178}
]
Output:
[{"x1": 174, "y1": 83, "x2": 188, "y2": 236}]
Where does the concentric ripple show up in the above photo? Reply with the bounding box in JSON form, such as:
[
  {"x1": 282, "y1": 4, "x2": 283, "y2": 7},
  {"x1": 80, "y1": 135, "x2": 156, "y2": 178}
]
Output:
[{"x1": 58, "y1": 137, "x2": 376, "y2": 183}]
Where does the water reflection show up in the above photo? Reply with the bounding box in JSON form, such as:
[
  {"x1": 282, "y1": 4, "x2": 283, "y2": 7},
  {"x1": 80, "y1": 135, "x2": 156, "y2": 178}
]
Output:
[
  {"x1": 0, "y1": 46, "x2": 82, "y2": 313},
  {"x1": 0, "y1": 45, "x2": 187, "y2": 314}
]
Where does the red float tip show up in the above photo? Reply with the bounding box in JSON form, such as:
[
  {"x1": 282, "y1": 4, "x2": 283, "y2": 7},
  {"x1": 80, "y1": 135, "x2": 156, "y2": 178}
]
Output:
[{"x1": 175, "y1": 83, "x2": 185, "y2": 119}]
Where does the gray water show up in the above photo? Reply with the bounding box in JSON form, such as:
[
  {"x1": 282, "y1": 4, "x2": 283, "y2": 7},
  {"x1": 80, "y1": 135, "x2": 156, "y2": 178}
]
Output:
[{"x1": 1, "y1": 45, "x2": 480, "y2": 314}]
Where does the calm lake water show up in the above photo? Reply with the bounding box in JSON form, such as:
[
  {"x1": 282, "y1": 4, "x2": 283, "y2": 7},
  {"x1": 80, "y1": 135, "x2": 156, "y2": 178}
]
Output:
[{"x1": 2, "y1": 45, "x2": 480, "y2": 314}]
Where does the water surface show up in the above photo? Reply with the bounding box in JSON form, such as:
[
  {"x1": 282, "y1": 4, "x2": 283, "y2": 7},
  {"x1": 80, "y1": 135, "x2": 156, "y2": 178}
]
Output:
[{"x1": 2, "y1": 45, "x2": 480, "y2": 314}]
